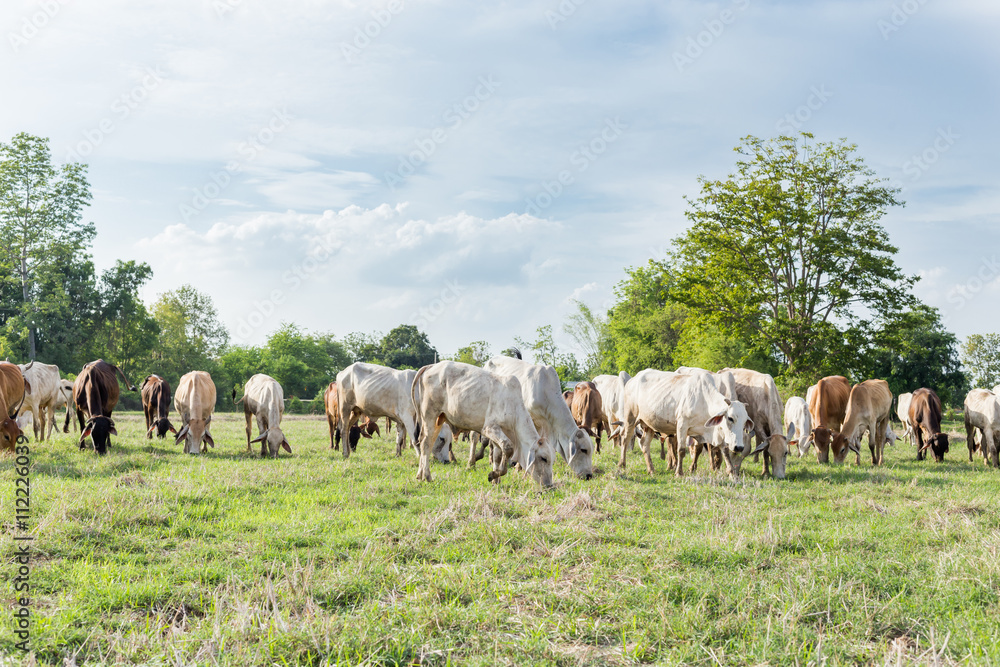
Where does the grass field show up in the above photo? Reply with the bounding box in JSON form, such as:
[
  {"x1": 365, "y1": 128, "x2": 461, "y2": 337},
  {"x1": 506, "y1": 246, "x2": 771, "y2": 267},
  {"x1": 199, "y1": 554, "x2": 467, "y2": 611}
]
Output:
[{"x1": 2, "y1": 411, "x2": 999, "y2": 666}]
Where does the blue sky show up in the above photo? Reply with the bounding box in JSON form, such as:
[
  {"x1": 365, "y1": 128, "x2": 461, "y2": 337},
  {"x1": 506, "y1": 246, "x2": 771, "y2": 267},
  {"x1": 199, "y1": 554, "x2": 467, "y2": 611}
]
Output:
[{"x1": 2, "y1": 0, "x2": 998, "y2": 358}]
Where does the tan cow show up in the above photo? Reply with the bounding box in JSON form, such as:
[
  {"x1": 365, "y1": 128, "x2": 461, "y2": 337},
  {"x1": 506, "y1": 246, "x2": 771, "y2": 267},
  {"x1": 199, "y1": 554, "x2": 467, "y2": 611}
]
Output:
[
  {"x1": 571, "y1": 382, "x2": 611, "y2": 452},
  {"x1": 896, "y1": 392, "x2": 915, "y2": 447},
  {"x1": 18, "y1": 361, "x2": 61, "y2": 441},
  {"x1": 808, "y1": 376, "x2": 851, "y2": 463},
  {"x1": 411, "y1": 361, "x2": 555, "y2": 487},
  {"x1": 965, "y1": 389, "x2": 1000, "y2": 467},
  {"x1": 237, "y1": 374, "x2": 290, "y2": 458},
  {"x1": 0, "y1": 362, "x2": 28, "y2": 453},
  {"x1": 784, "y1": 397, "x2": 812, "y2": 457},
  {"x1": 592, "y1": 371, "x2": 631, "y2": 450},
  {"x1": 830, "y1": 380, "x2": 893, "y2": 465},
  {"x1": 174, "y1": 371, "x2": 217, "y2": 455}
]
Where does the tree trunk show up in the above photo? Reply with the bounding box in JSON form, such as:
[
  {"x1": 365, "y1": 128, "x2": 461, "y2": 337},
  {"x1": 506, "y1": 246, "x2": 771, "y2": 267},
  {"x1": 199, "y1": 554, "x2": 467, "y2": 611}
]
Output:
[{"x1": 19, "y1": 254, "x2": 35, "y2": 360}]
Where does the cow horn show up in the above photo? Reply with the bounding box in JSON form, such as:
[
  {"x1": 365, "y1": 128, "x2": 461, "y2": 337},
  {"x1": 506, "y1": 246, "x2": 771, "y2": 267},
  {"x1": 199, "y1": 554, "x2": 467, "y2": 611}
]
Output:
[{"x1": 847, "y1": 442, "x2": 860, "y2": 454}]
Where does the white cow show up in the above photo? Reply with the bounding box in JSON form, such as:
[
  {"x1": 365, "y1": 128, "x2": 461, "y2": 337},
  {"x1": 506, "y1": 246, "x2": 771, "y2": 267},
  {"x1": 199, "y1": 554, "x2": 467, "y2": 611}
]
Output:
[
  {"x1": 620, "y1": 369, "x2": 755, "y2": 478},
  {"x1": 593, "y1": 371, "x2": 631, "y2": 449},
  {"x1": 784, "y1": 396, "x2": 813, "y2": 457},
  {"x1": 174, "y1": 371, "x2": 217, "y2": 455},
  {"x1": 722, "y1": 368, "x2": 784, "y2": 444},
  {"x1": 675, "y1": 367, "x2": 739, "y2": 402},
  {"x1": 237, "y1": 374, "x2": 291, "y2": 458},
  {"x1": 17, "y1": 361, "x2": 61, "y2": 441},
  {"x1": 411, "y1": 361, "x2": 555, "y2": 487},
  {"x1": 52, "y1": 378, "x2": 74, "y2": 432},
  {"x1": 337, "y1": 363, "x2": 434, "y2": 461},
  {"x1": 965, "y1": 389, "x2": 1000, "y2": 467},
  {"x1": 483, "y1": 356, "x2": 594, "y2": 480},
  {"x1": 896, "y1": 392, "x2": 915, "y2": 447}
]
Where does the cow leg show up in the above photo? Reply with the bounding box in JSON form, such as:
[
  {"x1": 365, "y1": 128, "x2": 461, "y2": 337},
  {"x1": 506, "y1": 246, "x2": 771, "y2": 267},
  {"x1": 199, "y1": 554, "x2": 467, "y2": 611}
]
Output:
[
  {"x1": 690, "y1": 440, "x2": 702, "y2": 474},
  {"x1": 480, "y1": 424, "x2": 512, "y2": 484},
  {"x1": 339, "y1": 404, "x2": 358, "y2": 460},
  {"x1": 763, "y1": 451, "x2": 771, "y2": 477},
  {"x1": 966, "y1": 420, "x2": 977, "y2": 463},
  {"x1": 915, "y1": 426, "x2": 926, "y2": 461},
  {"x1": 710, "y1": 446, "x2": 722, "y2": 471},
  {"x1": 328, "y1": 412, "x2": 337, "y2": 449},
  {"x1": 637, "y1": 426, "x2": 656, "y2": 475},
  {"x1": 395, "y1": 418, "x2": 407, "y2": 457}
]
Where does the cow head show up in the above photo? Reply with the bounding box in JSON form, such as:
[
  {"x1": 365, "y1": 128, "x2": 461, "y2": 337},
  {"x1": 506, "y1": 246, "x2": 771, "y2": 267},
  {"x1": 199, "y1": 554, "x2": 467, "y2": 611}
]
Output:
[
  {"x1": 790, "y1": 427, "x2": 812, "y2": 458},
  {"x1": 176, "y1": 419, "x2": 214, "y2": 455},
  {"x1": 811, "y1": 427, "x2": 833, "y2": 463},
  {"x1": 523, "y1": 437, "x2": 555, "y2": 489},
  {"x1": 250, "y1": 427, "x2": 292, "y2": 458},
  {"x1": 80, "y1": 417, "x2": 117, "y2": 455},
  {"x1": 0, "y1": 417, "x2": 26, "y2": 453},
  {"x1": 921, "y1": 432, "x2": 950, "y2": 463},
  {"x1": 706, "y1": 399, "x2": 754, "y2": 456},
  {"x1": 432, "y1": 425, "x2": 452, "y2": 464},
  {"x1": 147, "y1": 418, "x2": 177, "y2": 439},
  {"x1": 830, "y1": 430, "x2": 860, "y2": 464},
  {"x1": 567, "y1": 427, "x2": 595, "y2": 480},
  {"x1": 748, "y1": 423, "x2": 795, "y2": 479}
]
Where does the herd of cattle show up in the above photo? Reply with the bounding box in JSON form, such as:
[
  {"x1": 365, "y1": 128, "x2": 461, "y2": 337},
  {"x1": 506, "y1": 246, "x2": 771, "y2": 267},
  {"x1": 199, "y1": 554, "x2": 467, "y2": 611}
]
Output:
[{"x1": 2, "y1": 355, "x2": 1000, "y2": 487}]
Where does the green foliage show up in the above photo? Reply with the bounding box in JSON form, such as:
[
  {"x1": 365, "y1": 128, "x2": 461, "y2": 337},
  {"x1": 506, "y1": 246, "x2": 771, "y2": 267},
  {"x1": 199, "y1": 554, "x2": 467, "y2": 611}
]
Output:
[
  {"x1": 563, "y1": 300, "x2": 615, "y2": 377},
  {"x1": 150, "y1": 285, "x2": 228, "y2": 393},
  {"x1": 262, "y1": 323, "x2": 349, "y2": 398},
  {"x1": 606, "y1": 260, "x2": 686, "y2": 374},
  {"x1": 343, "y1": 331, "x2": 383, "y2": 364},
  {"x1": 671, "y1": 133, "x2": 916, "y2": 379},
  {"x1": 377, "y1": 324, "x2": 437, "y2": 369},
  {"x1": 961, "y1": 333, "x2": 1000, "y2": 390},
  {"x1": 515, "y1": 325, "x2": 585, "y2": 383},
  {"x1": 89, "y1": 260, "x2": 159, "y2": 379},
  {"x1": 450, "y1": 340, "x2": 491, "y2": 366}
]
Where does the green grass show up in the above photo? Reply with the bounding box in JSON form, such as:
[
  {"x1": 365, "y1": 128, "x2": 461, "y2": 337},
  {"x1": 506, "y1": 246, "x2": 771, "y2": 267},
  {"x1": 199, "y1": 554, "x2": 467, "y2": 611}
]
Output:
[{"x1": 1, "y1": 413, "x2": 999, "y2": 665}]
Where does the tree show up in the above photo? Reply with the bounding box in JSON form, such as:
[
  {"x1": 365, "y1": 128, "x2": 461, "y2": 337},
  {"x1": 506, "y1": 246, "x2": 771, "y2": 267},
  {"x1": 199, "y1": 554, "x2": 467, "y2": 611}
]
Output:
[
  {"x1": 0, "y1": 133, "x2": 94, "y2": 360},
  {"x1": 671, "y1": 134, "x2": 916, "y2": 380},
  {"x1": 151, "y1": 285, "x2": 228, "y2": 385},
  {"x1": 217, "y1": 345, "x2": 265, "y2": 395},
  {"x1": 90, "y1": 260, "x2": 158, "y2": 378},
  {"x1": 865, "y1": 305, "x2": 967, "y2": 406},
  {"x1": 451, "y1": 341, "x2": 491, "y2": 366},
  {"x1": 962, "y1": 334, "x2": 1000, "y2": 391},
  {"x1": 343, "y1": 331, "x2": 382, "y2": 364},
  {"x1": 605, "y1": 260, "x2": 686, "y2": 374},
  {"x1": 378, "y1": 325, "x2": 437, "y2": 369},
  {"x1": 262, "y1": 323, "x2": 349, "y2": 397},
  {"x1": 563, "y1": 300, "x2": 614, "y2": 377},
  {"x1": 515, "y1": 325, "x2": 584, "y2": 383}
]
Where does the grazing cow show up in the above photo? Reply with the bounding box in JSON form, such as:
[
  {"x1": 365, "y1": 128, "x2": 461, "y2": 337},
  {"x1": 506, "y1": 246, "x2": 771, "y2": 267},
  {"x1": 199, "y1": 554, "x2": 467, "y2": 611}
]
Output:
[
  {"x1": 760, "y1": 423, "x2": 796, "y2": 479},
  {"x1": 53, "y1": 379, "x2": 74, "y2": 432},
  {"x1": 562, "y1": 389, "x2": 575, "y2": 411},
  {"x1": 336, "y1": 363, "x2": 424, "y2": 460},
  {"x1": 140, "y1": 375, "x2": 176, "y2": 439},
  {"x1": 592, "y1": 371, "x2": 631, "y2": 450},
  {"x1": 883, "y1": 424, "x2": 897, "y2": 448},
  {"x1": 721, "y1": 368, "x2": 783, "y2": 445},
  {"x1": 808, "y1": 376, "x2": 851, "y2": 463},
  {"x1": 236, "y1": 374, "x2": 291, "y2": 458},
  {"x1": 411, "y1": 361, "x2": 555, "y2": 487},
  {"x1": 570, "y1": 381, "x2": 612, "y2": 453},
  {"x1": 323, "y1": 382, "x2": 388, "y2": 453},
  {"x1": 909, "y1": 388, "x2": 948, "y2": 462},
  {"x1": 18, "y1": 361, "x2": 61, "y2": 441},
  {"x1": 0, "y1": 362, "x2": 28, "y2": 453},
  {"x1": 784, "y1": 397, "x2": 813, "y2": 457},
  {"x1": 619, "y1": 369, "x2": 754, "y2": 478},
  {"x1": 174, "y1": 371, "x2": 217, "y2": 455},
  {"x1": 831, "y1": 380, "x2": 893, "y2": 465},
  {"x1": 964, "y1": 389, "x2": 1000, "y2": 467},
  {"x1": 896, "y1": 392, "x2": 915, "y2": 447},
  {"x1": 73, "y1": 360, "x2": 135, "y2": 455},
  {"x1": 483, "y1": 356, "x2": 594, "y2": 479}
]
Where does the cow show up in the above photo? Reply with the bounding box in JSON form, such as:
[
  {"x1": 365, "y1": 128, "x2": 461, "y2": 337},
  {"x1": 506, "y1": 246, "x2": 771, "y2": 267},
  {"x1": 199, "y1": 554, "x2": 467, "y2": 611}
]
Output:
[
  {"x1": 411, "y1": 361, "x2": 555, "y2": 487},
  {"x1": 909, "y1": 388, "x2": 948, "y2": 462},
  {"x1": 235, "y1": 374, "x2": 291, "y2": 458},
  {"x1": 830, "y1": 380, "x2": 893, "y2": 465},
  {"x1": 140, "y1": 375, "x2": 176, "y2": 439},
  {"x1": 53, "y1": 379, "x2": 74, "y2": 433},
  {"x1": 174, "y1": 371, "x2": 217, "y2": 455},
  {"x1": 964, "y1": 389, "x2": 1000, "y2": 467},
  {"x1": 562, "y1": 389, "x2": 575, "y2": 411},
  {"x1": 73, "y1": 359, "x2": 135, "y2": 455},
  {"x1": 760, "y1": 423, "x2": 796, "y2": 479},
  {"x1": 896, "y1": 392, "x2": 915, "y2": 447},
  {"x1": 570, "y1": 381, "x2": 611, "y2": 453},
  {"x1": 0, "y1": 362, "x2": 28, "y2": 453},
  {"x1": 807, "y1": 376, "x2": 851, "y2": 463},
  {"x1": 783, "y1": 397, "x2": 813, "y2": 457},
  {"x1": 18, "y1": 361, "x2": 61, "y2": 441},
  {"x1": 676, "y1": 367, "x2": 739, "y2": 402},
  {"x1": 593, "y1": 371, "x2": 631, "y2": 450},
  {"x1": 721, "y1": 368, "x2": 783, "y2": 446},
  {"x1": 483, "y1": 356, "x2": 594, "y2": 479},
  {"x1": 619, "y1": 369, "x2": 754, "y2": 478},
  {"x1": 324, "y1": 382, "x2": 394, "y2": 453},
  {"x1": 336, "y1": 363, "x2": 423, "y2": 460}
]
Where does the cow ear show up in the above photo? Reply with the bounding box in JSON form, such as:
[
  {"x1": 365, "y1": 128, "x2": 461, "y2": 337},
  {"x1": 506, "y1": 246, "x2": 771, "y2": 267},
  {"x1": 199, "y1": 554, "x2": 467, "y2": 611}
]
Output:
[
  {"x1": 204, "y1": 432, "x2": 215, "y2": 447},
  {"x1": 751, "y1": 440, "x2": 769, "y2": 455},
  {"x1": 745, "y1": 419, "x2": 755, "y2": 433},
  {"x1": 175, "y1": 424, "x2": 189, "y2": 442},
  {"x1": 250, "y1": 430, "x2": 268, "y2": 444},
  {"x1": 168, "y1": 422, "x2": 177, "y2": 434},
  {"x1": 281, "y1": 439, "x2": 292, "y2": 453},
  {"x1": 525, "y1": 447, "x2": 537, "y2": 470},
  {"x1": 704, "y1": 413, "x2": 725, "y2": 428},
  {"x1": 786, "y1": 423, "x2": 796, "y2": 441},
  {"x1": 108, "y1": 424, "x2": 118, "y2": 436}
]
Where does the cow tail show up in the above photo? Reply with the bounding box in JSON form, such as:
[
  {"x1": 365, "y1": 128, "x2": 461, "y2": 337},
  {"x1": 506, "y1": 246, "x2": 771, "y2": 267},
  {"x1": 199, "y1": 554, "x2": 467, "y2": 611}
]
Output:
[
  {"x1": 113, "y1": 365, "x2": 138, "y2": 391},
  {"x1": 232, "y1": 387, "x2": 245, "y2": 405},
  {"x1": 411, "y1": 366, "x2": 429, "y2": 442}
]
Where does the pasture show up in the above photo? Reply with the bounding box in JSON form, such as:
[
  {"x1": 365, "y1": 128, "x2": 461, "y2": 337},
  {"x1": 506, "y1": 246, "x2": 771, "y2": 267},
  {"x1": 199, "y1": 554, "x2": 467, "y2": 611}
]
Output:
[{"x1": 2, "y1": 412, "x2": 999, "y2": 666}]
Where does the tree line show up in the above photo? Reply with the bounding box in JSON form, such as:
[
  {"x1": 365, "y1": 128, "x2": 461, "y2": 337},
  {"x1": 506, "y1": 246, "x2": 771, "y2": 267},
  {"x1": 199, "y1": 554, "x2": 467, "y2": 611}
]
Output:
[{"x1": 2, "y1": 131, "x2": 997, "y2": 409}]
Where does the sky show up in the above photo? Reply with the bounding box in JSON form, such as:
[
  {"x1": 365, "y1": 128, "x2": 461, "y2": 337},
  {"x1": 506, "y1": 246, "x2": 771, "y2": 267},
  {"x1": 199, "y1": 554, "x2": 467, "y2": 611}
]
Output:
[{"x1": 2, "y1": 0, "x2": 998, "y2": 359}]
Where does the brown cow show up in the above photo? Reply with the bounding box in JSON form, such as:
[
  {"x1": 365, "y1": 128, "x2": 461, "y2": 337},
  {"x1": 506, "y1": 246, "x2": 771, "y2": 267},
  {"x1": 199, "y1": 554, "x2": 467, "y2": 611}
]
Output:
[
  {"x1": 141, "y1": 375, "x2": 176, "y2": 439},
  {"x1": 74, "y1": 359, "x2": 136, "y2": 455},
  {"x1": 323, "y1": 382, "x2": 372, "y2": 452},
  {"x1": 831, "y1": 380, "x2": 893, "y2": 465},
  {"x1": 571, "y1": 381, "x2": 611, "y2": 453},
  {"x1": 562, "y1": 390, "x2": 574, "y2": 411},
  {"x1": 808, "y1": 376, "x2": 850, "y2": 463},
  {"x1": 0, "y1": 362, "x2": 29, "y2": 453},
  {"x1": 909, "y1": 388, "x2": 948, "y2": 462}
]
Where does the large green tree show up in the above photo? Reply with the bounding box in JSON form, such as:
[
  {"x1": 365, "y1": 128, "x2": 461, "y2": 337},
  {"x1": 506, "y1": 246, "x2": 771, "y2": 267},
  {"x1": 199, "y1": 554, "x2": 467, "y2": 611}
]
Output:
[
  {"x1": 378, "y1": 325, "x2": 437, "y2": 369},
  {"x1": 90, "y1": 260, "x2": 159, "y2": 379},
  {"x1": 261, "y1": 323, "x2": 349, "y2": 397},
  {"x1": 961, "y1": 334, "x2": 1000, "y2": 391},
  {"x1": 150, "y1": 285, "x2": 228, "y2": 386},
  {"x1": 0, "y1": 133, "x2": 94, "y2": 360},
  {"x1": 671, "y1": 134, "x2": 916, "y2": 379}
]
